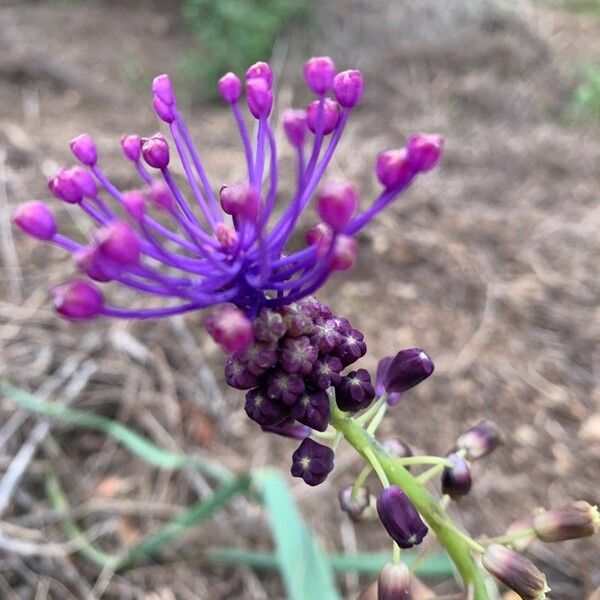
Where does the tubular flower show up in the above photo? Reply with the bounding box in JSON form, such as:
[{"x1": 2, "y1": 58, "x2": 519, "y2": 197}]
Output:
[{"x1": 11, "y1": 57, "x2": 442, "y2": 353}]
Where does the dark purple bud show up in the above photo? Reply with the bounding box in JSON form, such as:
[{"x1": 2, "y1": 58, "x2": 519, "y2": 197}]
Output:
[
  {"x1": 303, "y1": 56, "x2": 335, "y2": 94},
  {"x1": 141, "y1": 134, "x2": 170, "y2": 169},
  {"x1": 441, "y1": 453, "x2": 472, "y2": 500},
  {"x1": 377, "y1": 563, "x2": 412, "y2": 600},
  {"x1": 218, "y1": 72, "x2": 242, "y2": 104},
  {"x1": 215, "y1": 223, "x2": 239, "y2": 252},
  {"x1": 317, "y1": 181, "x2": 359, "y2": 233},
  {"x1": 306, "y1": 98, "x2": 340, "y2": 135},
  {"x1": 123, "y1": 190, "x2": 145, "y2": 220},
  {"x1": 533, "y1": 501, "x2": 599, "y2": 543},
  {"x1": 224, "y1": 356, "x2": 259, "y2": 390},
  {"x1": 246, "y1": 77, "x2": 273, "y2": 119},
  {"x1": 310, "y1": 319, "x2": 341, "y2": 353},
  {"x1": 279, "y1": 336, "x2": 318, "y2": 375},
  {"x1": 236, "y1": 341, "x2": 278, "y2": 376},
  {"x1": 279, "y1": 303, "x2": 313, "y2": 337},
  {"x1": 376, "y1": 148, "x2": 413, "y2": 190},
  {"x1": 152, "y1": 74, "x2": 176, "y2": 106},
  {"x1": 291, "y1": 438, "x2": 334, "y2": 486},
  {"x1": 48, "y1": 168, "x2": 83, "y2": 204},
  {"x1": 406, "y1": 133, "x2": 443, "y2": 172},
  {"x1": 266, "y1": 369, "x2": 305, "y2": 405},
  {"x1": 246, "y1": 61, "x2": 273, "y2": 87},
  {"x1": 482, "y1": 545, "x2": 549, "y2": 600},
  {"x1": 456, "y1": 419, "x2": 503, "y2": 460},
  {"x1": 121, "y1": 134, "x2": 141, "y2": 162},
  {"x1": 220, "y1": 182, "x2": 261, "y2": 221},
  {"x1": 308, "y1": 354, "x2": 342, "y2": 390},
  {"x1": 253, "y1": 308, "x2": 287, "y2": 343},
  {"x1": 376, "y1": 486, "x2": 428, "y2": 549},
  {"x1": 292, "y1": 390, "x2": 330, "y2": 432},
  {"x1": 146, "y1": 180, "x2": 174, "y2": 211},
  {"x1": 333, "y1": 69, "x2": 364, "y2": 108},
  {"x1": 338, "y1": 485, "x2": 370, "y2": 521},
  {"x1": 330, "y1": 235, "x2": 358, "y2": 272},
  {"x1": 332, "y1": 316, "x2": 352, "y2": 336},
  {"x1": 375, "y1": 357, "x2": 401, "y2": 405},
  {"x1": 153, "y1": 94, "x2": 175, "y2": 123},
  {"x1": 69, "y1": 133, "x2": 97, "y2": 166},
  {"x1": 335, "y1": 329, "x2": 367, "y2": 367},
  {"x1": 94, "y1": 221, "x2": 141, "y2": 266},
  {"x1": 336, "y1": 369, "x2": 375, "y2": 412},
  {"x1": 244, "y1": 388, "x2": 290, "y2": 427},
  {"x1": 282, "y1": 108, "x2": 307, "y2": 148},
  {"x1": 204, "y1": 306, "x2": 253, "y2": 354},
  {"x1": 262, "y1": 421, "x2": 310, "y2": 440},
  {"x1": 382, "y1": 348, "x2": 434, "y2": 394},
  {"x1": 12, "y1": 201, "x2": 57, "y2": 240},
  {"x1": 51, "y1": 279, "x2": 103, "y2": 320},
  {"x1": 69, "y1": 166, "x2": 98, "y2": 198}
]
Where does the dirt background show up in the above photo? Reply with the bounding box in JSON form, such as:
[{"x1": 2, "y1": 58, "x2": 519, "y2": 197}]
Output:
[{"x1": 0, "y1": 0, "x2": 598, "y2": 598}]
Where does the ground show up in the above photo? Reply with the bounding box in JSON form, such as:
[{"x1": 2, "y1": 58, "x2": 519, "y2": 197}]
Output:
[{"x1": 0, "y1": 1, "x2": 598, "y2": 598}]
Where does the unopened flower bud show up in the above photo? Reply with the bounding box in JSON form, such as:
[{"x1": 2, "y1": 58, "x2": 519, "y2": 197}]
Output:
[
  {"x1": 375, "y1": 357, "x2": 401, "y2": 405},
  {"x1": 94, "y1": 221, "x2": 141, "y2": 266},
  {"x1": 218, "y1": 72, "x2": 242, "y2": 104},
  {"x1": 121, "y1": 134, "x2": 141, "y2": 162},
  {"x1": 204, "y1": 306, "x2": 253, "y2": 353},
  {"x1": 338, "y1": 485, "x2": 370, "y2": 521},
  {"x1": 377, "y1": 563, "x2": 412, "y2": 600},
  {"x1": 303, "y1": 56, "x2": 336, "y2": 94},
  {"x1": 291, "y1": 438, "x2": 334, "y2": 486},
  {"x1": 306, "y1": 223, "x2": 333, "y2": 257},
  {"x1": 220, "y1": 182, "x2": 261, "y2": 221},
  {"x1": 141, "y1": 134, "x2": 170, "y2": 169},
  {"x1": 74, "y1": 246, "x2": 114, "y2": 282},
  {"x1": 48, "y1": 168, "x2": 83, "y2": 204},
  {"x1": 456, "y1": 419, "x2": 503, "y2": 460},
  {"x1": 376, "y1": 486, "x2": 428, "y2": 549},
  {"x1": 441, "y1": 453, "x2": 472, "y2": 499},
  {"x1": 291, "y1": 390, "x2": 330, "y2": 432},
  {"x1": 13, "y1": 201, "x2": 57, "y2": 240},
  {"x1": 123, "y1": 191, "x2": 145, "y2": 220},
  {"x1": 330, "y1": 235, "x2": 358, "y2": 271},
  {"x1": 244, "y1": 388, "x2": 289, "y2": 427},
  {"x1": 69, "y1": 133, "x2": 97, "y2": 166},
  {"x1": 153, "y1": 95, "x2": 175, "y2": 123},
  {"x1": 482, "y1": 545, "x2": 549, "y2": 600},
  {"x1": 246, "y1": 77, "x2": 273, "y2": 118},
  {"x1": 381, "y1": 348, "x2": 434, "y2": 394},
  {"x1": 51, "y1": 279, "x2": 103, "y2": 320},
  {"x1": 69, "y1": 166, "x2": 98, "y2": 198},
  {"x1": 317, "y1": 181, "x2": 359, "y2": 232},
  {"x1": 533, "y1": 501, "x2": 599, "y2": 543},
  {"x1": 262, "y1": 421, "x2": 310, "y2": 439},
  {"x1": 306, "y1": 98, "x2": 340, "y2": 135},
  {"x1": 376, "y1": 148, "x2": 413, "y2": 189},
  {"x1": 282, "y1": 109, "x2": 307, "y2": 147},
  {"x1": 333, "y1": 69, "x2": 364, "y2": 108},
  {"x1": 246, "y1": 61, "x2": 273, "y2": 87},
  {"x1": 406, "y1": 133, "x2": 443, "y2": 172},
  {"x1": 152, "y1": 73, "x2": 176, "y2": 106},
  {"x1": 146, "y1": 180, "x2": 174, "y2": 211},
  {"x1": 336, "y1": 369, "x2": 375, "y2": 412}
]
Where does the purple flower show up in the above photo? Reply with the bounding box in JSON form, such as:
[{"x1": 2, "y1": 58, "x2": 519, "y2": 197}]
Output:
[
  {"x1": 244, "y1": 388, "x2": 290, "y2": 427},
  {"x1": 12, "y1": 201, "x2": 57, "y2": 241},
  {"x1": 261, "y1": 421, "x2": 310, "y2": 440},
  {"x1": 291, "y1": 438, "x2": 334, "y2": 486},
  {"x1": 266, "y1": 369, "x2": 305, "y2": 405},
  {"x1": 307, "y1": 354, "x2": 342, "y2": 390},
  {"x1": 376, "y1": 486, "x2": 428, "y2": 549},
  {"x1": 381, "y1": 348, "x2": 434, "y2": 394},
  {"x1": 279, "y1": 336, "x2": 318, "y2": 375},
  {"x1": 291, "y1": 390, "x2": 330, "y2": 432},
  {"x1": 335, "y1": 369, "x2": 375, "y2": 412}
]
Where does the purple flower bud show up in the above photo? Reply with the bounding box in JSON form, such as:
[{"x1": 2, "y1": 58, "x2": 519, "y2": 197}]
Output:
[
  {"x1": 376, "y1": 148, "x2": 413, "y2": 190},
  {"x1": 303, "y1": 56, "x2": 335, "y2": 94},
  {"x1": 244, "y1": 387, "x2": 290, "y2": 427},
  {"x1": 533, "y1": 501, "x2": 599, "y2": 543},
  {"x1": 254, "y1": 308, "x2": 287, "y2": 343},
  {"x1": 330, "y1": 235, "x2": 358, "y2": 272},
  {"x1": 292, "y1": 390, "x2": 330, "y2": 432},
  {"x1": 377, "y1": 563, "x2": 412, "y2": 600},
  {"x1": 278, "y1": 303, "x2": 312, "y2": 337},
  {"x1": 291, "y1": 438, "x2": 334, "y2": 486},
  {"x1": 382, "y1": 348, "x2": 434, "y2": 394},
  {"x1": 152, "y1": 73, "x2": 176, "y2": 106},
  {"x1": 310, "y1": 319, "x2": 342, "y2": 353},
  {"x1": 306, "y1": 98, "x2": 340, "y2": 135},
  {"x1": 336, "y1": 369, "x2": 375, "y2": 412},
  {"x1": 246, "y1": 77, "x2": 273, "y2": 119},
  {"x1": 482, "y1": 545, "x2": 549, "y2": 600},
  {"x1": 308, "y1": 354, "x2": 342, "y2": 390},
  {"x1": 333, "y1": 69, "x2": 364, "y2": 108},
  {"x1": 375, "y1": 357, "x2": 401, "y2": 405},
  {"x1": 298, "y1": 296, "x2": 329, "y2": 320},
  {"x1": 282, "y1": 109, "x2": 307, "y2": 148},
  {"x1": 204, "y1": 306, "x2": 254, "y2": 354},
  {"x1": 456, "y1": 419, "x2": 503, "y2": 460},
  {"x1": 141, "y1": 134, "x2": 170, "y2": 169},
  {"x1": 153, "y1": 95, "x2": 175, "y2": 123},
  {"x1": 74, "y1": 246, "x2": 114, "y2": 282},
  {"x1": 123, "y1": 191, "x2": 145, "y2": 220},
  {"x1": 406, "y1": 133, "x2": 443, "y2": 172},
  {"x1": 236, "y1": 341, "x2": 278, "y2": 376},
  {"x1": 146, "y1": 180, "x2": 174, "y2": 211},
  {"x1": 13, "y1": 201, "x2": 57, "y2": 241},
  {"x1": 279, "y1": 335, "x2": 318, "y2": 375},
  {"x1": 218, "y1": 72, "x2": 242, "y2": 104},
  {"x1": 51, "y1": 279, "x2": 103, "y2": 320},
  {"x1": 262, "y1": 421, "x2": 310, "y2": 440},
  {"x1": 69, "y1": 133, "x2": 97, "y2": 166},
  {"x1": 246, "y1": 61, "x2": 273, "y2": 88},
  {"x1": 335, "y1": 329, "x2": 367, "y2": 367},
  {"x1": 317, "y1": 181, "x2": 359, "y2": 232},
  {"x1": 376, "y1": 486, "x2": 428, "y2": 549},
  {"x1": 338, "y1": 485, "x2": 370, "y2": 521},
  {"x1": 94, "y1": 221, "x2": 141, "y2": 266},
  {"x1": 224, "y1": 356, "x2": 259, "y2": 390},
  {"x1": 441, "y1": 453, "x2": 472, "y2": 499},
  {"x1": 306, "y1": 222, "x2": 333, "y2": 257},
  {"x1": 48, "y1": 168, "x2": 83, "y2": 204},
  {"x1": 219, "y1": 182, "x2": 261, "y2": 221},
  {"x1": 69, "y1": 166, "x2": 98, "y2": 198},
  {"x1": 266, "y1": 369, "x2": 305, "y2": 405},
  {"x1": 121, "y1": 134, "x2": 141, "y2": 162}
]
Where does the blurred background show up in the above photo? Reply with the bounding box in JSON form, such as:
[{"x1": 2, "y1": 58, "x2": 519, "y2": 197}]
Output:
[{"x1": 0, "y1": 0, "x2": 598, "y2": 598}]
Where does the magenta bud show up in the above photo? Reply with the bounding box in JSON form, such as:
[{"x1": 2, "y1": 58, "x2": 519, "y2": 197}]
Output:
[
  {"x1": 441, "y1": 453, "x2": 472, "y2": 499},
  {"x1": 282, "y1": 109, "x2": 307, "y2": 148},
  {"x1": 376, "y1": 486, "x2": 428, "y2": 548},
  {"x1": 123, "y1": 190, "x2": 145, "y2": 220},
  {"x1": 48, "y1": 168, "x2": 83, "y2": 204},
  {"x1": 146, "y1": 180, "x2": 174, "y2": 211},
  {"x1": 219, "y1": 182, "x2": 261, "y2": 221},
  {"x1": 121, "y1": 134, "x2": 141, "y2": 162},
  {"x1": 152, "y1": 95, "x2": 175, "y2": 123},
  {"x1": 215, "y1": 222, "x2": 239, "y2": 252},
  {"x1": 317, "y1": 181, "x2": 359, "y2": 232},
  {"x1": 338, "y1": 485, "x2": 370, "y2": 521},
  {"x1": 533, "y1": 501, "x2": 599, "y2": 543},
  {"x1": 456, "y1": 419, "x2": 503, "y2": 460},
  {"x1": 94, "y1": 221, "x2": 141, "y2": 266},
  {"x1": 330, "y1": 235, "x2": 358, "y2": 271},
  {"x1": 303, "y1": 56, "x2": 336, "y2": 94},
  {"x1": 218, "y1": 72, "x2": 242, "y2": 104},
  {"x1": 204, "y1": 306, "x2": 253, "y2": 353},
  {"x1": 141, "y1": 134, "x2": 170, "y2": 169},
  {"x1": 306, "y1": 98, "x2": 340, "y2": 135},
  {"x1": 406, "y1": 133, "x2": 443, "y2": 172},
  {"x1": 376, "y1": 148, "x2": 413, "y2": 189},
  {"x1": 12, "y1": 201, "x2": 57, "y2": 240},
  {"x1": 69, "y1": 133, "x2": 97, "y2": 166},
  {"x1": 69, "y1": 166, "x2": 98, "y2": 198},
  {"x1": 333, "y1": 69, "x2": 364, "y2": 108},
  {"x1": 246, "y1": 77, "x2": 273, "y2": 119},
  {"x1": 74, "y1": 246, "x2": 114, "y2": 282},
  {"x1": 246, "y1": 61, "x2": 273, "y2": 87},
  {"x1": 377, "y1": 563, "x2": 412, "y2": 600},
  {"x1": 51, "y1": 279, "x2": 103, "y2": 320},
  {"x1": 382, "y1": 348, "x2": 434, "y2": 394},
  {"x1": 152, "y1": 73, "x2": 176, "y2": 106},
  {"x1": 306, "y1": 223, "x2": 333, "y2": 257}
]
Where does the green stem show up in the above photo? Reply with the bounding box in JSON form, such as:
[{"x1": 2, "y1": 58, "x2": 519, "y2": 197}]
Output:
[
  {"x1": 356, "y1": 394, "x2": 387, "y2": 425},
  {"x1": 330, "y1": 406, "x2": 490, "y2": 600},
  {"x1": 351, "y1": 464, "x2": 373, "y2": 500},
  {"x1": 399, "y1": 456, "x2": 454, "y2": 467}
]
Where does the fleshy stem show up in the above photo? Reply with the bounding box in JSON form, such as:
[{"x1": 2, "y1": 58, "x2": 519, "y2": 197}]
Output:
[{"x1": 329, "y1": 402, "x2": 490, "y2": 600}]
